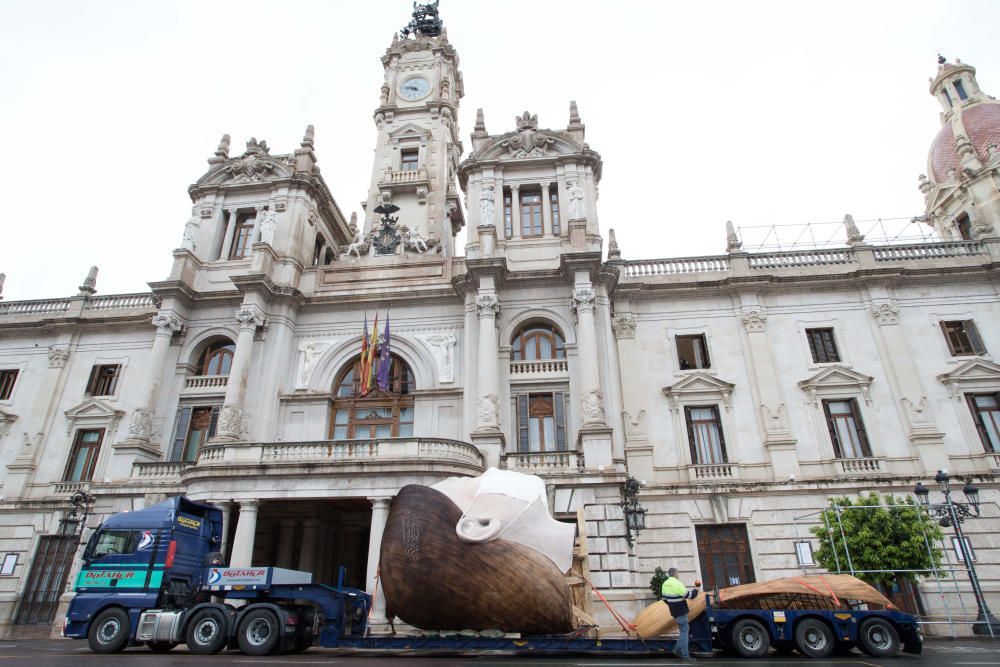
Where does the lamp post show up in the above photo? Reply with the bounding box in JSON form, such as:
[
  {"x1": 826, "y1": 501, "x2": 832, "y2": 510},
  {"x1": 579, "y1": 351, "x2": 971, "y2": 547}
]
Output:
[
  {"x1": 621, "y1": 476, "x2": 646, "y2": 547},
  {"x1": 58, "y1": 491, "x2": 95, "y2": 538},
  {"x1": 914, "y1": 470, "x2": 997, "y2": 637}
]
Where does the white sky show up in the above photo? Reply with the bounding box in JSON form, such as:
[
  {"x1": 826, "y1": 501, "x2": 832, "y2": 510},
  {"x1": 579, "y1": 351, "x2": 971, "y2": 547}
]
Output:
[{"x1": 2, "y1": 0, "x2": 998, "y2": 301}]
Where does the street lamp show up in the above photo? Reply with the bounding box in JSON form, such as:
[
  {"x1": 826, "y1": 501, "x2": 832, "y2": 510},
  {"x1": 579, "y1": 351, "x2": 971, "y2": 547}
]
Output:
[
  {"x1": 58, "y1": 491, "x2": 95, "y2": 538},
  {"x1": 621, "y1": 476, "x2": 646, "y2": 547},
  {"x1": 914, "y1": 470, "x2": 997, "y2": 637}
]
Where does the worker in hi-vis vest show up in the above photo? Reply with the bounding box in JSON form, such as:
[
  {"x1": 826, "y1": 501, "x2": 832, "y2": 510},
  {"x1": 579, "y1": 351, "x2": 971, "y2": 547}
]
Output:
[{"x1": 661, "y1": 567, "x2": 701, "y2": 662}]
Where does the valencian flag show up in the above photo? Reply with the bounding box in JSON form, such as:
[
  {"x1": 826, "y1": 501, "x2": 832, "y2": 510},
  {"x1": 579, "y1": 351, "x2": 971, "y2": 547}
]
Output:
[
  {"x1": 359, "y1": 314, "x2": 370, "y2": 395},
  {"x1": 376, "y1": 314, "x2": 391, "y2": 391}
]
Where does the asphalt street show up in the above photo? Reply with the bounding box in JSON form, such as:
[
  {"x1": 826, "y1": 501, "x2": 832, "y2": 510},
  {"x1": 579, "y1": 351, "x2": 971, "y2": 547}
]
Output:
[{"x1": 0, "y1": 639, "x2": 998, "y2": 666}]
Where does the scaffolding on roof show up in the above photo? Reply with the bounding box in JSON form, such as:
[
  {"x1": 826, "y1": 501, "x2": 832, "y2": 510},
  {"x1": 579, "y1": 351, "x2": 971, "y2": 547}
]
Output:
[{"x1": 737, "y1": 216, "x2": 937, "y2": 252}]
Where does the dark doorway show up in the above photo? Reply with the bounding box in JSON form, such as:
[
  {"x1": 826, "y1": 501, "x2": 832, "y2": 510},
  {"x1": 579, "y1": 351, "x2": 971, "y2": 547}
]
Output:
[
  {"x1": 14, "y1": 535, "x2": 78, "y2": 625},
  {"x1": 695, "y1": 523, "x2": 756, "y2": 590}
]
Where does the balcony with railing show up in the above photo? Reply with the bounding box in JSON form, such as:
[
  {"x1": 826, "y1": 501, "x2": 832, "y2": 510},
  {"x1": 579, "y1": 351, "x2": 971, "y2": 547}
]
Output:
[
  {"x1": 503, "y1": 450, "x2": 582, "y2": 473},
  {"x1": 836, "y1": 457, "x2": 884, "y2": 475},
  {"x1": 0, "y1": 292, "x2": 157, "y2": 320},
  {"x1": 182, "y1": 375, "x2": 229, "y2": 394},
  {"x1": 688, "y1": 462, "x2": 738, "y2": 481},
  {"x1": 379, "y1": 167, "x2": 430, "y2": 190},
  {"x1": 509, "y1": 359, "x2": 569, "y2": 380}
]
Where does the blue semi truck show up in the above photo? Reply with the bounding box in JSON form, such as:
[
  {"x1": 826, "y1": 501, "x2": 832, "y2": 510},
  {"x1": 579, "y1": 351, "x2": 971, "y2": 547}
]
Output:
[{"x1": 63, "y1": 496, "x2": 921, "y2": 658}]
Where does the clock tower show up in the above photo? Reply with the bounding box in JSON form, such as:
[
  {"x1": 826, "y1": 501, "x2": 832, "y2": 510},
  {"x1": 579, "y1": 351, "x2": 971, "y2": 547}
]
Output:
[{"x1": 362, "y1": 2, "x2": 465, "y2": 257}]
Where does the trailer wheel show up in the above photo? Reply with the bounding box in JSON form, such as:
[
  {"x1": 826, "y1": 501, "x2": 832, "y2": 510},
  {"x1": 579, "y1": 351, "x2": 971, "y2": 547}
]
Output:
[
  {"x1": 794, "y1": 618, "x2": 835, "y2": 658},
  {"x1": 147, "y1": 641, "x2": 177, "y2": 652},
  {"x1": 185, "y1": 608, "x2": 228, "y2": 654},
  {"x1": 729, "y1": 618, "x2": 770, "y2": 658},
  {"x1": 858, "y1": 617, "x2": 901, "y2": 658},
  {"x1": 87, "y1": 608, "x2": 130, "y2": 654},
  {"x1": 237, "y1": 608, "x2": 280, "y2": 656}
]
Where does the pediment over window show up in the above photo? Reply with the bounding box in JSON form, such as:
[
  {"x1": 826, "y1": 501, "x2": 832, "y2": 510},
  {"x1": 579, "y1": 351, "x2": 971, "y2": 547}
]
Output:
[
  {"x1": 798, "y1": 365, "x2": 874, "y2": 405},
  {"x1": 388, "y1": 122, "x2": 431, "y2": 144},
  {"x1": 937, "y1": 358, "x2": 1000, "y2": 400},
  {"x1": 663, "y1": 372, "x2": 736, "y2": 411},
  {"x1": 64, "y1": 398, "x2": 125, "y2": 435}
]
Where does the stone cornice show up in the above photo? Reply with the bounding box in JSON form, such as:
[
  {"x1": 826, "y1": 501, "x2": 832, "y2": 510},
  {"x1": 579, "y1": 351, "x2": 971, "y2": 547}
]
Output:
[
  {"x1": 229, "y1": 273, "x2": 305, "y2": 309},
  {"x1": 559, "y1": 251, "x2": 604, "y2": 283}
]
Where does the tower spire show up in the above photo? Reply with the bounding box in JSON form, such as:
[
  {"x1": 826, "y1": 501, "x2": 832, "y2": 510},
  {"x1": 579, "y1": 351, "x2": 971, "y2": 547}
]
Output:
[{"x1": 400, "y1": 1, "x2": 443, "y2": 39}]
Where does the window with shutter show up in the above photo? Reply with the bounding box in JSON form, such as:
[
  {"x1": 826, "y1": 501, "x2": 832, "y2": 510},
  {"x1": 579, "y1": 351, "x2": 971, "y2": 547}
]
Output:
[
  {"x1": 941, "y1": 320, "x2": 987, "y2": 356},
  {"x1": 822, "y1": 398, "x2": 872, "y2": 458},
  {"x1": 805, "y1": 328, "x2": 840, "y2": 363},
  {"x1": 967, "y1": 393, "x2": 1000, "y2": 453},
  {"x1": 684, "y1": 405, "x2": 727, "y2": 464}
]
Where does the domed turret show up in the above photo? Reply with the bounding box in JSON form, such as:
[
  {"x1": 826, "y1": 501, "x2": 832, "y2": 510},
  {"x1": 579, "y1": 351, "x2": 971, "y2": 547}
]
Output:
[{"x1": 920, "y1": 57, "x2": 1000, "y2": 240}]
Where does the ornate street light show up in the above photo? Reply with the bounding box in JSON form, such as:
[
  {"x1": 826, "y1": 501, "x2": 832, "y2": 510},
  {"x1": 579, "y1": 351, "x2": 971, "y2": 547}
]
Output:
[
  {"x1": 58, "y1": 491, "x2": 95, "y2": 538},
  {"x1": 621, "y1": 476, "x2": 646, "y2": 547},
  {"x1": 914, "y1": 470, "x2": 997, "y2": 636}
]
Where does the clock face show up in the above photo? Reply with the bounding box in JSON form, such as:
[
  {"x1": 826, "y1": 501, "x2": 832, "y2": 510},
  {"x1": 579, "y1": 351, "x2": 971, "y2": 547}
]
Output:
[{"x1": 399, "y1": 77, "x2": 431, "y2": 101}]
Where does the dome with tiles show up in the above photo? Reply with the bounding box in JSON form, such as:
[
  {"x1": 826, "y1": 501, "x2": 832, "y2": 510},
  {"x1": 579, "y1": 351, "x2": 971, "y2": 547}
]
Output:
[{"x1": 926, "y1": 58, "x2": 1000, "y2": 182}]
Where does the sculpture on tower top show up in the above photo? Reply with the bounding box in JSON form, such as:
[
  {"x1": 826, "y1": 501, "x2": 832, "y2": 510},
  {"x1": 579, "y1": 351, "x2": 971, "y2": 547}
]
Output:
[{"x1": 400, "y1": 1, "x2": 442, "y2": 39}]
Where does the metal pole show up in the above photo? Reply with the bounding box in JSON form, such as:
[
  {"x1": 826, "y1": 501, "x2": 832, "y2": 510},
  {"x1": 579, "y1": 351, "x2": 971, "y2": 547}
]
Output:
[
  {"x1": 822, "y1": 510, "x2": 842, "y2": 573},
  {"x1": 833, "y1": 505, "x2": 855, "y2": 575},
  {"x1": 945, "y1": 489, "x2": 997, "y2": 638}
]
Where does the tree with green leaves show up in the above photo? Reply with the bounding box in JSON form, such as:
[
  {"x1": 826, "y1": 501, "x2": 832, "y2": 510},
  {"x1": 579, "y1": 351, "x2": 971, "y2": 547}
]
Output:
[{"x1": 810, "y1": 492, "x2": 945, "y2": 587}]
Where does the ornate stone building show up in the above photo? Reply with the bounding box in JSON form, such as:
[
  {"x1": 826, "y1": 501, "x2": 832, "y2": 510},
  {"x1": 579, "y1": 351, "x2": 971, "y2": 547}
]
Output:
[{"x1": 0, "y1": 7, "x2": 997, "y2": 637}]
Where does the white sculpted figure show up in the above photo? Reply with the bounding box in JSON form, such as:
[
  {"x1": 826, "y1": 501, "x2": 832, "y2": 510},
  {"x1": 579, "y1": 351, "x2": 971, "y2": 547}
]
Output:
[
  {"x1": 181, "y1": 215, "x2": 199, "y2": 251},
  {"x1": 258, "y1": 209, "x2": 277, "y2": 246},
  {"x1": 568, "y1": 180, "x2": 586, "y2": 220},
  {"x1": 419, "y1": 333, "x2": 457, "y2": 382},
  {"x1": 346, "y1": 222, "x2": 366, "y2": 258},
  {"x1": 408, "y1": 228, "x2": 429, "y2": 253},
  {"x1": 295, "y1": 340, "x2": 330, "y2": 389},
  {"x1": 479, "y1": 183, "x2": 496, "y2": 226}
]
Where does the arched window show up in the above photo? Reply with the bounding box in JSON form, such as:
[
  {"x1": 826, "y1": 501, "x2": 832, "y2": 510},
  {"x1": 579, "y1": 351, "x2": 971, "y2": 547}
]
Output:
[
  {"x1": 197, "y1": 339, "x2": 235, "y2": 376},
  {"x1": 330, "y1": 354, "x2": 415, "y2": 440},
  {"x1": 511, "y1": 323, "x2": 565, "y2": 361}
]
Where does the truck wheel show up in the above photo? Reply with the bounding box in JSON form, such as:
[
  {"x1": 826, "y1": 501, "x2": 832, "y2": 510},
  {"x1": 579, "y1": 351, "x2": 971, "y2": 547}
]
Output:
[
  {"x1": 794, "y1": 618, "x2": 834, "y2": 658},
  {"x1": 87, "y1": 608, "x2": 130, "y2": 654},
  {"x1": 729, "y1": 618, "x2": 770, "y2": 658},
  {"x1": 237, "y1": 608, "x2": 280, "y2": 656},
  {"x1": 185, "y1": 608, "x2": 228, "y2": 654},
  {"x1": 146, "y1": 641, "x2": 177, "y2": 652},
  {"x1": 858, "y1": 617, "x2": 901, "y2": 658}
]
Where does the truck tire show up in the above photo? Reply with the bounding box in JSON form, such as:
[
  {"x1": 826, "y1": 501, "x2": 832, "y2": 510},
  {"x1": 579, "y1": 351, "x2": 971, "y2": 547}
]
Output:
[
  {"x1": 858, "y1": 617, "x2": 901, "y2": 658},
  {"x1": 237, "y1": 608, "x2": 280, "y2": 656},
  {"x1": 729, "y1": 618, "x2": 770, "y2": 658},
  {"x1": 794, "y1": 618, "x2": 835, "y2": 658},
  {"x1": 87, "y1": 608, "x2": 130, "y2": 654},
  {"x1": 185, "y1": 608, "x2": 228, "y2": 654}
]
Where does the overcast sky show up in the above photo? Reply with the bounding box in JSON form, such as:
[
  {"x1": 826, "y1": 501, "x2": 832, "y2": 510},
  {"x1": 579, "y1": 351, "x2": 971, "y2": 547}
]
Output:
[{"x1": 2, "y1": 0, "x2": 998, "y2": 301}]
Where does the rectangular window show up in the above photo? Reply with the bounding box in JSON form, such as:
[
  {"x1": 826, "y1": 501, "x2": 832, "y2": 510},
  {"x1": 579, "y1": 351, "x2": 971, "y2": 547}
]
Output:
[
  {"x1": 941, "y1": 320, "x2": 987, "y2": 356},
  {"x1": 64, "y1": 429, "x2": 104, "y2": 481},
  {"x1": 85, "y1": 364, "x2": 120, "y2": 396},
  {"x1": 943, "y1": 88, "x2": 953, "y2": 107},
  {"x1": 550, "y1": 189, "x2": 561, "y2": 235},
  {"x1": 229, "y1": 211, "x2": 257, "y2": 259},
  {"x1": 806, "y1": 328, "x2": 841, "y2": 363},
  {"x1": 822, "y1": 399, "x2": 872, "y2": 458},
  {"x1": 520, "y1": 191, "x2": 543, "y2": 237},
  {"x1": 954, "y1": 79, "x2": 968, "y2": 100},
  {"x1": 676, "y1": 334, "x2": 711, "y2": 369},
  {"x1": 516, "y1": 392, "x2": 567, "y2": 452},
  {"x1": 684, "y1": 405, "x2": 727, "y2": 464},
  {"x1": 503, "y1": 189, "x2": 513, "y2": 238},
  {"x1": 0, "y1": 369, "x2": 17, "y2": 400},
  {"x1": 400, "y1": 148, "x2": 419, "y2": 171},
  {"x1": 795, "y1": 541, "x2": 816, "y2": 566},
  {"x1": 169, "y1": 406, "x2": 220, "y2": 462},
  {"x1": 0, "y1": 553, "x2": 16, "y2": 576},
  {"x1": 967, "y1": 393, "x2": 1000, "y2": 453}
]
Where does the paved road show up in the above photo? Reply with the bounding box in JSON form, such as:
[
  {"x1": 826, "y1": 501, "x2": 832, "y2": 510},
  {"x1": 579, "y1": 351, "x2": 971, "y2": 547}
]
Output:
[{"x1": 1, "y1": 639, "x2": 999, "y2": 666}]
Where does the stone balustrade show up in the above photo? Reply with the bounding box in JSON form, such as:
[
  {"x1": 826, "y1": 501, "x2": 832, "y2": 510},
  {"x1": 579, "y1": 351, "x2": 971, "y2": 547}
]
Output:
[
  {"x1": 0, "y1": 299, "x2": 71, "y2": 315},
  {"x1": 620, "y1": 256, "x2": 730, "y2": 277},
  {"x1": 503, "y1": 450, "x2": 581, "y2": 472},
  {"x1": 381, "y1": 168, "x2": 429, "y2": 186},
  {"x1": 83, "y1": 293, "x2": 157, "y2": 311},
  {"x1": 509, "y1": 359, "x2": 569, "y2": 378},
  {"x1": 689, "y1": 463, "x2": 737, "y2": 480},
  {"x1": 51, "y1": 481, "x2": 91, "y2": 495},
  {"x1": 872, "y1": 239, "x2": 985, "y2": 261},
  {"x1": 132, "y1": 462, "x2": 186, "y2": 479},
  {"x1": 183, "y1": 375, "x2": 229, "y2": 390},
  {"x1": 838, "y1": 457, "x2": 883, "y2": 474},
  {"x1": 747, "y1": 248, "x2": 855, "y2": 269}
]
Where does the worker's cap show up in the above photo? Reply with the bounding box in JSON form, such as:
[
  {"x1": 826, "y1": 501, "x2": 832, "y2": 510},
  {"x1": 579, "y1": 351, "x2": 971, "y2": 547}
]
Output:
[{"x1": 667, "y1": 567, "x2": 678, "y2": 577}]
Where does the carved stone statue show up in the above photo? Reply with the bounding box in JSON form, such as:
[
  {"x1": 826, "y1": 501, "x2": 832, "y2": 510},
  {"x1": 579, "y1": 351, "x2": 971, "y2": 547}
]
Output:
[
  {"x1": 258, "y1": 209, "x2": 277, "y2": 246},
  {"x1": 407, "y1": 227, "x2": 429, "y2": 253},
  {"x1": 479, "y1": 183, "x2": 496, "y2": 226},
  {"x1": 182, "y1": 215, "x2": 199, "y2": 251},
  {"x1": 346, "y1": 222, "x2": 367, "y2": 258},
  {"x1": 295, "y1": 340, "x2": 331, "y2": 389},
  {"x1": 581, "y1": 389, "x2": 605, "y2": 424},
  {"x1": 419, "y1": 334, "x2": 457, "y2": 382},
  {"x1": 477, "y1": 394, "x2": 500, "y2": 429},
  {"x1": 127, "y1": 408, "x2": 154, "y2": 441},
  {"x1": 568, "y1": 180, "x2": 586, "y2": 220}
]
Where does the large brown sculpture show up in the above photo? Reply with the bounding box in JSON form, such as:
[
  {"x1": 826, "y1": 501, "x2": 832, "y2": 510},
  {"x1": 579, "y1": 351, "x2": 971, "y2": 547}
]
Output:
[{"x1": 379, "y1": 482, "x2": 575, "y2": 634}]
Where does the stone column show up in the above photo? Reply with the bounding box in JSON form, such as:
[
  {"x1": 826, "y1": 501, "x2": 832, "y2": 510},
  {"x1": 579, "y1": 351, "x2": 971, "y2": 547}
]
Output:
[
  {"x1": 366, "y1": 498, "x2": 392, "y2": 624},
  {"x1": 573, "y1": 285, "x2": 613, "y2": 468},
  {"x1": 123, "y1": 312, "x2": 183, "y2": 446},
  {"x1": 298, "y1": 519, "x2": 320, "y2": 574},
  {"x1": 216, "y1": 501, "x2": 233, "y2": 561},
  {"x1": 510, "y1": 185, "x2": 521, "y2": 238},
  {"x1": 219, "y1": 209, "x2": 239, "y2": 260},
  {"x1": 738, "y1": 302, "x2": 800, "y2": 478},
  {"x1": 215, "y1": 306, "x2": 265, "y2": 441},
  {"x1": 541, "y1": 182, "x2": 553, "y2": 236},
  {"x1": 868, "y1": 296, "x2": 948, "y2": 472},
  {"x1": 229, "y1": 500, "x2": 259, "y2": 568},
  {"x1": 471, "y1": 292, "x2": 504, "y2": 466}
]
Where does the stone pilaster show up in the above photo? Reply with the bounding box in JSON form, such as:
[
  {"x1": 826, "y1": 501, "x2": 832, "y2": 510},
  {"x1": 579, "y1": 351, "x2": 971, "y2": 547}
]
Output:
[
  {"x1": 214, "y1": 306, "x2": 265, "y2": 442},
  {"x1": 573, "y1": 286, "x2": 613, "y2": 469},
  {"x1": 472, "y1": 293, "x2": 504, "y2": 466},
  {"x1": 366, "y1": 498, "x2": 392, "y2": 629},
  {"x1": 229, "y1": 500, "x2": 259, "y2": 568}
]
